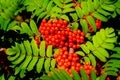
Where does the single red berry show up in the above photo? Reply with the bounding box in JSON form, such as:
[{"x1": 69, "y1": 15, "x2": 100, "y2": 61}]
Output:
[
  {"x1": 63, "y1": 20, "x2": 68, "y2": 25},
  {"x1": 86, "y1": 69, "x2": 91, "y2": 74},
  {"x1": 80, "y1": 32, "x2": 84, "y2": 36},
  {"x1": 42, "y1": 19, "x2": 47, "y2": 23}
]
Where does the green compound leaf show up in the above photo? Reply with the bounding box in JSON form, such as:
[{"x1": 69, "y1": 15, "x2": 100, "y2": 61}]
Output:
[
  {"x1": 88, "y1": 54, "x2": 96, "y2": 67},
  {"x1": 50, "y1": 72, "x2": 60, "y2": 80},
  {"x1": 71, "y1": 69, "x2": 81, "y2": 80},
  {"x1": 111, "y1": 53, "x2": 120, "y2": 58},
  {"x1": 93, "y1": 35, "x2": 101, "y2": 47},
  {"x1": 61, "y1": 15, "x2": 69, "y2": 21},
  {"x1": 37, "y1": 12, "x2": 47, "y2": 20},
  {"x1": 51, "y1": 68, "x2": 66, "y2": 80},
  {"x1": 51, "y1": 6, "x2": 62, "y2": 13},
  {"x1": 42, "y1": 0, "x2": 49, "y2": 9},
  {"x1": 21, "y1": 22, "x2": 33, "y2": 35},
  {"x1": 7, "y1": 20, "x2": 18, "y2": 31},
  {"x1": 0, "y1": 74, "x2": 5, "y2": 80},
  {"x1": 46, "y1": 1, "x2": 54, "y2": 12},
  {"x1": 101, "y1": 43, "x2": 114, "y2": 50},
  {"x1": 36, "y1": 58, "x2": 45, "y2": 73},
  {"x1": 80, "y1": 44, "x2": 90, "y2": 54},
  {"x1": 27, "y1": 57, "x2": 38, "y2": 71},
  {"x1": 91, "y1": 69, "x2": 97, "y2": 80},
  {"x1": 30, "y1": 20, "x2": 39, "y2": 35},
  {"x1": 21, "y1": 56, "x2": 32, "y2": 69},
  {"x1": 70, "y1": 13, "x2": 78, "y2": 21},
  {"x1": 75, "y1": 6, "x2": 84, "y2": 18},
  {"x1": 86, "y1": 41, "x2": 95, "y2": 51},
  {"x1": 86, "y1": 16, "x2": 96, "y2": 32},
  {"x1": 24, "y1": 40, "x2": 32, "y2": 55},
  {"x1": 7, "y1": 52, "x2": 20, "y2": 61},
  {"x1": 105, "y1": 27, "x2": 114, "y2": 34},
  {"x1": 53, "y1": 0, "x2": 62, "y2": 8},
  {"x1": 105, "y1": 37, "x2": 117, "y2": 43},
  {"x1": 12, "y1": 43, "x2": 26, "y2": 65},
  {"x1": 80, "y1": 19, "x2": 89, "y2": 34},
  {"x1": 80, "y1": 68, "x2": 89, "y2": 80},
  {"x1": 46, "y1": 45, "x2": 53, "y2": 57},
  {"x1": 51, "y1": 59, "x2": 56, "y2": 68},
  {"x1": 102, "y1": 52, "x2": 120, "y2": 77},
  {"x1": 7, "y1": 43, "x2": 20, "y2": 61},
  {"x1": 6, "y1": 48, "x2": 16, "y2": 55},
  {"x1": 84, "y1": 56, "x2": 90, "y2": 63},
  {"x1": 20, "y1": 69, "x2": 26, "y2": 78},
  {"x1": 81, "y1": 1, "x2": 89, "y2": 15},
  {"x1": 59, "y1": 69, "x2": 73, "y2": 80},
  {"x1": 76, "y1": 51, "x2": 85, "y2": 56},
  {"x1": 63, "y1": 8, "x2": 75, "y2": 13},
  {"x1": 103, "y1": 67, "x2": 119, "y2": 72},
  {"x1": 72, "y1": 22, "x2": 79, "y2": 30},
  {"x1": 99, "y1": 29, "x2": 106, "y2": 40},
  {"x1": 92, "y1": 12, "x2": 108, "y2": 22},
  {"x1": 40, "y1": 75, "x2": 53, "y2": 80},
  {"x1": 101, "y1": 4, "x2": 115, "y2": 12},
  {"x1": 44, "y1": 58, "x2": 51, "y2": 73},
  {"x1": 97, "y1": 8, "x2": 111, "y2": 16},
  {"x1": 99, "y1": 74, "x2": 107, "y2": 80},
  {"x1": 93, "y1": 51, "x2": 107, "y2": 62},
  {"x1": 97, "y1": 47, "x2": 109, "y2": 58},
  {"x1": 63, "y1": 3, "x2": 74, "y2": 8},
  {"x1": 39, "y1": 41, "x2": 46, "y2": 57},
  {"x1": 75, "y1": 27, "x2": 116, "y2": 66},
  {"x1": 93, "y1": 0, "x2": 100, "y2": 9},
  {"x1": 87, "y1": 0, "x2": 94, "y2": 12},
  {"x1": 31, "y1": 39, "x2": 38, "y2": 56},
  {"x1": 14, "y1": 67, "x2": 21, "y2": 75},
  {"x1": 116, "y1": 8, "x2": 120, "y2": 15},
  {"x1": 64, "y1": 0, "x2": 71, "y2": 3},
  {"x1": 8, "y1": 76, "x2": 15, "y2": 80},
  {"x1": 106, "y1": 71, "x2": 118, "y2": 76}
]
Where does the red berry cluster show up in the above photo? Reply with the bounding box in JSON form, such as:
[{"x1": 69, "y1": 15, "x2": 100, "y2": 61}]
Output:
[
  {"x1": 54, "y1": 47, "x2": 96, "y2": 75},
  {"x1": 88, "y1": 19, "x2": 102, "y2": 32},
  {"x1": 54, "y1": 47, "x2": 81, "y2": 74},
  {"x1": 83, "y1": 62, "x2": 96, "y2": 75},
  {"x1": 39, "y1": 19, "x2": 85, "y2": 49}
]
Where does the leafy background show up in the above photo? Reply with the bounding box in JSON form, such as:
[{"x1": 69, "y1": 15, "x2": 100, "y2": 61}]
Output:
[{"x1": 0, "y1": 0, "x2": 120, "y2": 80}]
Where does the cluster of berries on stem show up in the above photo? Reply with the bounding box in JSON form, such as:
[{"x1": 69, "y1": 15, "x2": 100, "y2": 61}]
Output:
[
  {"x1": 54, "y1": 47, "x2": 96, "y2": 75},
  {"x1": 39, "y1": 19, "x2": 85, "y2": 49}
]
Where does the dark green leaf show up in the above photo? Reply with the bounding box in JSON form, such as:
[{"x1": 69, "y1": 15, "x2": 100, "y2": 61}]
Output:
[
  {"x1": 80, "y1": 68, "x2": 88, "y2": 80},
  {"x1": 60, "y1": 69, "x2": 73, "y2": 80},
  {"x1": 44, "y1": 58, "x2": 51, "y2": 73},
  {"x1": 91, "y1": 69, "x2": 96, "y2": 80},
  {"x1": 53, "y1": 0, "x2": 62, "y2": 7},
  {"x1": 71, "y1": 69, "x2": 81, "y2": 80}
]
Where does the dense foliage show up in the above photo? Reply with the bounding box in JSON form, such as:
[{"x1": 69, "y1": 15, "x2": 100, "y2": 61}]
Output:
[{"x1": 0, "y1": 0, "x2": 120, "y2": 80}]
